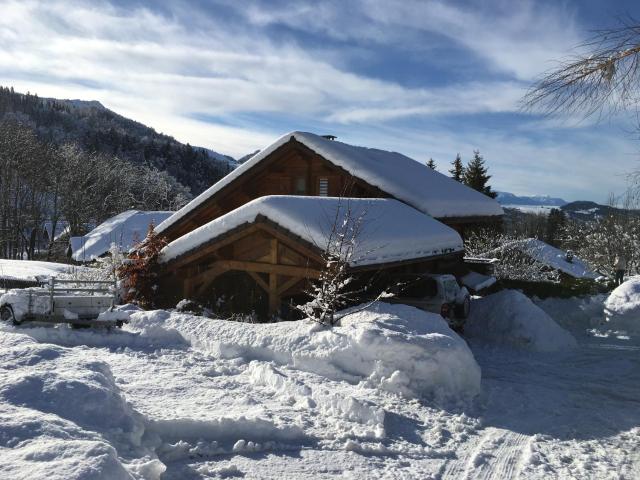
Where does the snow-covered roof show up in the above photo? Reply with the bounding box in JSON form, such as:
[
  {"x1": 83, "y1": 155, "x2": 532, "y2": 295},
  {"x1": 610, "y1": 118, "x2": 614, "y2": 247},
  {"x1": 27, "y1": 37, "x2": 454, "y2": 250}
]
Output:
[
  {"x1": 70, "y1": 210, "x2": 172, "y2": 262},
  {"x1": 160, "y1": 196, "x2": 464, "y2": 267},
  {"x1": 156, "y1": 132, "x2": 503, "y2": 235},
  {"x1": 508, "y1": 238, "x2": 598, "y2": 279},
  {"x1": 461, "y1": 271, "x2": 496, "y2": 291},
  {"x1": 0, "y1": 259, "x2": 82, "y2": 283}
]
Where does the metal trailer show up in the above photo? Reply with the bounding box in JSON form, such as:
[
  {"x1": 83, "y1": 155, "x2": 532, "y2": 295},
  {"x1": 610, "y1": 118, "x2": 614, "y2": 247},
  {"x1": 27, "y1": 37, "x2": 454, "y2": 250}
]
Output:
[{"x1": 0, "y1": 277, "x2": 127, "y2": 329}]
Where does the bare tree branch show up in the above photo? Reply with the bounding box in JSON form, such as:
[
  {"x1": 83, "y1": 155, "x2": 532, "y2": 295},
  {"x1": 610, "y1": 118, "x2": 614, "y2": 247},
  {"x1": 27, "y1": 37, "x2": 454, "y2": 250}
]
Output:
[{"x1": 523, "y1": 16, "x2": 640, "y2": 118}]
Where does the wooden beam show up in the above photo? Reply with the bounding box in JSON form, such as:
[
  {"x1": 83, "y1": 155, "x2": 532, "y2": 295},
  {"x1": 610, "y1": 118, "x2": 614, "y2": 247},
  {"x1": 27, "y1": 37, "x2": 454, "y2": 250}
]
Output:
[
  {"x1": 270, "y1": 238, "x2": 278, "y2": 264},
  {"x1": 256, "y1": 222, "x2": 324, "y2": 264},
  {"x1": 215, "y1": 259, "x2": 321, "y2": 279},
  {"x1": 269, "y1": 273, "x2": 278, "y2": 315},
  {"x1": 248, "y1": 272, "x2": 269, "y2": 292},
  {"x1": 268, "y1": 238, "x2": 279, "y2": 315},
  {"x1": 276, "y1": 276, "x2": 302, "y2": 296},
  {"x1": 165, "y1": 224, "x2": 260, "y2": 271},
  {"x1": 196, "y1": 265, "x2": 230, "y2": 297},
  {"x1": 183, "y1": 263, "x2": 230, "y2": 298}
]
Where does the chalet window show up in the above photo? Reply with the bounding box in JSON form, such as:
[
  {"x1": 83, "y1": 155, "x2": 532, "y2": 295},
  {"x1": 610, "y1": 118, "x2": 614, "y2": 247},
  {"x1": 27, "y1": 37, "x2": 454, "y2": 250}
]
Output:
[
  {"x1": 318, "y1": 178, "x2": 329, "y2": 196},
  {"x1": 294, "y1": 177, "x2": 306, "y2": 195}
]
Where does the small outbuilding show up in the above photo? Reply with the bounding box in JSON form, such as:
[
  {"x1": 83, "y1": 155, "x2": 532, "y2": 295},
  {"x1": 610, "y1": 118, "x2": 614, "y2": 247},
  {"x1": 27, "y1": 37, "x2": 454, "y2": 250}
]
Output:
[{"x1": 70, "y1": 210, "x2": 172, "y2": 262}]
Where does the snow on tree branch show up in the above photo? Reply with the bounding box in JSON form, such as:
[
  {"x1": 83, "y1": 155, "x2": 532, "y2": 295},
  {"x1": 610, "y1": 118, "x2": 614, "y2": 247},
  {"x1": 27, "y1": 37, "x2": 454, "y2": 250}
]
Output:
[{"x1": 297, "y1": 197, "x2": 391, "y2": 326}]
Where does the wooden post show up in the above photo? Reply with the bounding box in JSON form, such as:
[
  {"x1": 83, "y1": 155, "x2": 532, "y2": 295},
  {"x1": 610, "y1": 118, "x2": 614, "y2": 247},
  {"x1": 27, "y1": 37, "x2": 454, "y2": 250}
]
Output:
[{"x1": 268, "y1": 238, "x2": 278, "y2": 316}]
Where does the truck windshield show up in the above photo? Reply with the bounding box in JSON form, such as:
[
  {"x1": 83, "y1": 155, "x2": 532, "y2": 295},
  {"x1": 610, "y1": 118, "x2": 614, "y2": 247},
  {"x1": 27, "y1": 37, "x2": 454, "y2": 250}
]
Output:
[
  {"x1": 444, "y1": 280, "x2": 458, "y2": 299},
  {"x1": 398, "y1": 277, "x2": 438, "y2": 298}
]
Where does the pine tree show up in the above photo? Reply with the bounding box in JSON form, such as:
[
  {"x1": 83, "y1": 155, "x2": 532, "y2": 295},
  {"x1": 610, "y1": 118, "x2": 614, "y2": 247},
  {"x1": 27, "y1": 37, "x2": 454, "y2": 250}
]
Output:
[
  {"x1": 426, "y1": 158, "x2": 437, "y2": 170},
  {"x1": 545, "y1": 208, "x2": 566, "y2": 247},
  {"x1": 463, "y1": 150, "x2": 497, "y2": 198},
  {"x1": 449, "y1": 153, "x2": 464, "y2": 182}
]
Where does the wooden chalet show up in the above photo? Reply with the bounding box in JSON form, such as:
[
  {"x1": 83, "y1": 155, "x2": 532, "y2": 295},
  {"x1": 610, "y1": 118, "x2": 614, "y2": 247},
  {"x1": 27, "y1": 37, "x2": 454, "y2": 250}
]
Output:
[
  {"x1": 155, "y1": 132, "x2": 503, "y2": 317},
  {"x1": 157, "y1": 197, "x2": 467, "y2": 317}
]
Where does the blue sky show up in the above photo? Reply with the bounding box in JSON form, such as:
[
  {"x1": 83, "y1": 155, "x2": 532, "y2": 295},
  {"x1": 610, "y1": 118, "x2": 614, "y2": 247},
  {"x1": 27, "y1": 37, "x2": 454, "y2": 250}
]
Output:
[{"x1": 1, "y1": 0, "x2": 639, "y2": 202}]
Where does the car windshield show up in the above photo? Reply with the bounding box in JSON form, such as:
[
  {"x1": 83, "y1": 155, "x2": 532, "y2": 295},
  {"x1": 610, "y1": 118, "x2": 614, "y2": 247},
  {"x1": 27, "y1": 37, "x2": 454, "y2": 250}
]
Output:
[{"x1": 397, "y1": 277, "x2": 438, "y2": 298}]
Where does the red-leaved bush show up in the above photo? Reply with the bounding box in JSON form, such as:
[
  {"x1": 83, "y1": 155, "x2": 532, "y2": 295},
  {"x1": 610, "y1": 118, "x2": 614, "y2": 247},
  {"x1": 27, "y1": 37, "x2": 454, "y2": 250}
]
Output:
[{"x1": 117, "y1": 224, "x2": 167, "y2": 309}]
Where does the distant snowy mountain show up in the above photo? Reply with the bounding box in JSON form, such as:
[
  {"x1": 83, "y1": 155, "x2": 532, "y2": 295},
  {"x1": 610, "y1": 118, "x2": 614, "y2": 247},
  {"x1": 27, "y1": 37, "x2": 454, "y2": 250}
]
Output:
[
  {"x1": 237, "y1": 149, "x2": 260, "y2": 164},
  {"x1": 560, "y1": 201, "x2": 624, "y2": 220},
  {"x1": 496, "y1": 192, "x2": 567, "y2": 207}
]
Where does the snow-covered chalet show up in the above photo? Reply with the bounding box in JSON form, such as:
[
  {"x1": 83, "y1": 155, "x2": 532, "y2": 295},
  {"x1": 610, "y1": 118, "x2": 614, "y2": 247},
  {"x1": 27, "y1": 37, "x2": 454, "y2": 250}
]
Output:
[{"x1": 155, "y1": 132, "x2": 503, "y2": 317}]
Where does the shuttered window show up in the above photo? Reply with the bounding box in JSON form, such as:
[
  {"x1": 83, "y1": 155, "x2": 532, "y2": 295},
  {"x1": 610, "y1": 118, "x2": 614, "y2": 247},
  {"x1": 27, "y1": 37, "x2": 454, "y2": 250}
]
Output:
[{"x1": 318, "y1": 178, "x2": 329, "y2": 196}]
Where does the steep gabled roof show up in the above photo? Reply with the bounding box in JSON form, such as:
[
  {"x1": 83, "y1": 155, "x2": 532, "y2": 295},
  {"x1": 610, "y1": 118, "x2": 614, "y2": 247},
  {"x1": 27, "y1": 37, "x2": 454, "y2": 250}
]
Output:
[
  {"x1": 160, "y1": 196, "x2": 464, "y2": 267},
  {"x1": 70, "y1": 210, "x2": 173, "y2": 262},
  {"x1": 156, "y1": 132, "x2": 503, "y2": 235}
]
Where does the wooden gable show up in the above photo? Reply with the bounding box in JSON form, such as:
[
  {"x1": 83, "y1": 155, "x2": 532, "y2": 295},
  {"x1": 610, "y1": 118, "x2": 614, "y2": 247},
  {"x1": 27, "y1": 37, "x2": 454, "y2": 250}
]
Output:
[
  {"x1": 160, "y1": 136, "x2": 502, "y2": 244},
  {"x1": 161, "y1": 138, "x2": 389, "y2": 242},
  {"x1": 159, "y1": 217, "x2": 325, "y2": 314}
]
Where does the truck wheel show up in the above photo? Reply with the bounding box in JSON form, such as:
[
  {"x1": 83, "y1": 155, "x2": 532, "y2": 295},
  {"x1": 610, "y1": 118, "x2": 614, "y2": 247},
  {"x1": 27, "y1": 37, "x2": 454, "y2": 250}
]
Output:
[
  {"x1": 455, "y1": 296, "x2": 470, "y2": 319},
  {"x1": 0, "y1": 305, "x2": 20, "y2": 325}
]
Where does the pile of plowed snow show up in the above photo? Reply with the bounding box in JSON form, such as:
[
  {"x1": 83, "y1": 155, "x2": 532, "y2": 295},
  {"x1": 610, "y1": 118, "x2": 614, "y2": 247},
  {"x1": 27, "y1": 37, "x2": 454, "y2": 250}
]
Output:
[
  {"x1": 0, "y1": 330, "x2": 163, "y2": 480},
  {"x1": 128, "y1": 302, "x2": 481, "y2": 402},
  {"x1": 466, "y1": 290, "x2": 577, "y2": 351},
  {"x1": 604, "y1": 277, "x2": 640, "y2": 335}
]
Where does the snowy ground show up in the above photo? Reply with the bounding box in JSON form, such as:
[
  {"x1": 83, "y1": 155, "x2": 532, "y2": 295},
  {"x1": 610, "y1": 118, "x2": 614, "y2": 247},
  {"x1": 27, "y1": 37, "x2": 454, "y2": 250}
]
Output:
[{"x1": 0, "y1": 296, "x2": 638, "y2": 479}]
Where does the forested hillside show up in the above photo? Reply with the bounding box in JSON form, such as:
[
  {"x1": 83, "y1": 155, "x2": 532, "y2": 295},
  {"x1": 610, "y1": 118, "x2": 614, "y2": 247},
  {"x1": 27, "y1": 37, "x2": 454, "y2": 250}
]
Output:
[
  {"x1": 0, "y1": 86, "x2": 239, "y2": 260},
  {"x1": 0, "y1": 86, "x2": 235, "y2": 195}
]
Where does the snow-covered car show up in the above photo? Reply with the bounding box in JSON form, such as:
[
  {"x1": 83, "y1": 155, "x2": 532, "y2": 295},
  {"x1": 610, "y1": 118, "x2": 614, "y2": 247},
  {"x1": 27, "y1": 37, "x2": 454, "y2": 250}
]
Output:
[{"x1": 389, "y1": 274, "x2": 470, "y2": 331}]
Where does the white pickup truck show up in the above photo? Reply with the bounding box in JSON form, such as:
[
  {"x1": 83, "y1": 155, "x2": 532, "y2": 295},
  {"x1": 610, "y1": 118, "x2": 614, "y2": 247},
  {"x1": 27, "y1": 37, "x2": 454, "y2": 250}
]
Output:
[
  {"x1": 0, "y1": 278, "x2": 128, "y2": 328},
  {"x1": 389, "y1": 274, "x2": 470, "y2": 331}
]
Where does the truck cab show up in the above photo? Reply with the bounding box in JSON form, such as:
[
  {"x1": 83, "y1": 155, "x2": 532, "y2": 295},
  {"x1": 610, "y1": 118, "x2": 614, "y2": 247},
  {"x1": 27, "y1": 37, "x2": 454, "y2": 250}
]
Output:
[{"x1": 389, "y1": 274, "x2": 470, "y2": 332}]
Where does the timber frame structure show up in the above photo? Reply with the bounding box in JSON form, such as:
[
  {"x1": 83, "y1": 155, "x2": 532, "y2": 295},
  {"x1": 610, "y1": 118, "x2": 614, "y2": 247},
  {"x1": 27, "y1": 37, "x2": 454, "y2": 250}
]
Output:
[
  {"x1": 160, "y1": 216, "x2": 324, "y2": 314},
  {"x1": 158, "y1": 213, "x2": 464, "y2": 317},
  {"x1": 154, "y1": 132, "x2": 502, "y2": 317},
  {"x1": 158, "y1": 137, "x2": 501, "y2": 243}
]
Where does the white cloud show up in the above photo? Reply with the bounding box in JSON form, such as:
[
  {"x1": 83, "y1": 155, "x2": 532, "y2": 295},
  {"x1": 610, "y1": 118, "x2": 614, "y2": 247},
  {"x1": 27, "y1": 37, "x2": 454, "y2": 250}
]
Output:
[
  {"x1": 0, "y1": 0, "x2": 636, "y2": 201},
  {"x1": 0, "y1": 0, "x2": 529, "y2": 130},
  {"x1": 237, "y1": 0, "x2": 583, "y2": 81}
]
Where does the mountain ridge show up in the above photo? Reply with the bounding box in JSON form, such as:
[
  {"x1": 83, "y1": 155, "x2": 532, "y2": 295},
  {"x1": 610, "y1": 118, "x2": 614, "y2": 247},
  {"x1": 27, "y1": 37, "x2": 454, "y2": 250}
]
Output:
[
  {"x1": 0, "y1": 86, "x2": 236, "y2": 196},
  {"x1": 496, "y1": 191, "x2": 567, "y2": 206}
]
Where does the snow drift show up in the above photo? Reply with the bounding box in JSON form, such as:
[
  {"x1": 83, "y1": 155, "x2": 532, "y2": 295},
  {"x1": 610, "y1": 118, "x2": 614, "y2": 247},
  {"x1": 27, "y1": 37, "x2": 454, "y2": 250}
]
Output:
[
  {"x1": 0, "y1": 330, "x2": 156, "y2": 480},
  {"x1": 604, "y1": 277, "x2": 640, "y2": 335},
  {"x1": 466, "y1": 290, "x2": 577, "y2": 351},
  {"x1": 128, "y1": 302, "x2": 481, "y2": 402}
]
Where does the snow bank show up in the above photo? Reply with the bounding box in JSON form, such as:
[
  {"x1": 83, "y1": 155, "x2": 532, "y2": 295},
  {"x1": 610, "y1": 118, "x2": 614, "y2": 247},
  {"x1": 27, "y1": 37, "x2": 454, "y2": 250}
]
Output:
[
  {"x1": 97, "y1": 309, "x2": 131, "y2": 323},
  {"x1": 160, "y1": 196, "x2": 463, "y2": 266},
  {"x1": 156, "y1": 131, "x2": 503, "y2": 235},
  {"x1": 466, "y1": 290, "x2": 577, "y2": 351},
  {"x1": 129, "y1": 302, "x2": 481, "y2": 402},
  {"x1": 533, "y1": 294, "x2": 606, "y2": 332},
  {"x1": 604, "y1": 277, "x2": 640, "y2": 335},
  {"x1": 0, "y1": 331, "x2": 149, "y2": 479}
]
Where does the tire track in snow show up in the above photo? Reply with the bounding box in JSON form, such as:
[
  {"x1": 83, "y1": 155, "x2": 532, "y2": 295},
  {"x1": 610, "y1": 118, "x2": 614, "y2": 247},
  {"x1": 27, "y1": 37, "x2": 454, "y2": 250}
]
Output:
[{"x1": 442, "y1": 428, "x2": 529, "y2": 480}]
